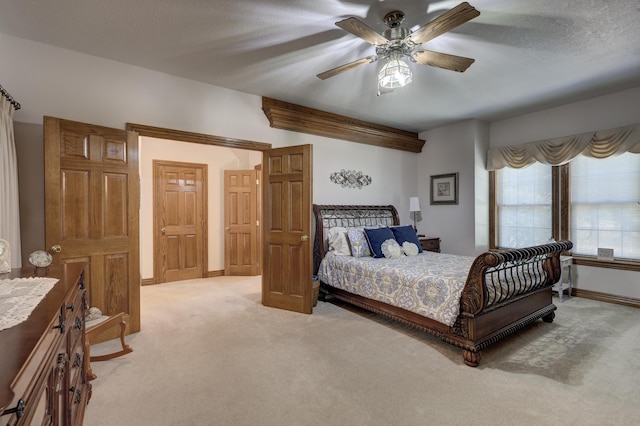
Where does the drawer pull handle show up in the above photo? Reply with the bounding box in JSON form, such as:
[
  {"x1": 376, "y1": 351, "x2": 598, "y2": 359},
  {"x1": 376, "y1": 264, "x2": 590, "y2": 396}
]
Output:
[
  {"x1": 53, "y1": 319, "x2": 66, "y2": 334},
  {"x1": 3, "y1": 399, "x2": 25, "y2": 418},
  {"x1": 66, "y1": 303, "x2": 75, "y2": 312},
  {"x1": 75, "y1": 317, "x2": 83, "y2": 330},
  {"x1": 73, "y1": 353, "x2": 82, "y2": 367}
]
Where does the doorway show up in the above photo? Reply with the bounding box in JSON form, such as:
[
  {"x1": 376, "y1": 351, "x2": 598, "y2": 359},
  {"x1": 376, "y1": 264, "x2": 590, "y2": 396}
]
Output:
[{"x1": 130, "y1": 123, "x2": 271, "y2": 284}]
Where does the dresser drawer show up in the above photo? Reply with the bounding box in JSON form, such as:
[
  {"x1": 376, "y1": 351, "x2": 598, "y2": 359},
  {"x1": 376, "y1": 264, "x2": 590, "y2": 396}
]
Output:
[{"x1": 419, "y1": 237, "x2": 441, "y2": 253}]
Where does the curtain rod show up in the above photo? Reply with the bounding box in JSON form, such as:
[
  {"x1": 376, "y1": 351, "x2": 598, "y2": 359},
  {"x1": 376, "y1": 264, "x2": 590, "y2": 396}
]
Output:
[{"x1": 0, "y1": 84, "x2": 21, "y2": 110}]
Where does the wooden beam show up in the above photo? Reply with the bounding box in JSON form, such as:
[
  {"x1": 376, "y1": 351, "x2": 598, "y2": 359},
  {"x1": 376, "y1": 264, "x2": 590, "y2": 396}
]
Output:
[
  {"x1": 126, "y1": 123, "x2": 272, "y2": 151},
  {"x1": 261, "y1": 97, "x2": 424, "y2": 153}
]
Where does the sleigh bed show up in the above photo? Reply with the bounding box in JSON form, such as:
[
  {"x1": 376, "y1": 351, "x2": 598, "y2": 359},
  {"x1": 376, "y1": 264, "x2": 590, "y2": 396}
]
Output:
[{"x1": 313, "y1": 204, "x2": 572, "y2": 367}]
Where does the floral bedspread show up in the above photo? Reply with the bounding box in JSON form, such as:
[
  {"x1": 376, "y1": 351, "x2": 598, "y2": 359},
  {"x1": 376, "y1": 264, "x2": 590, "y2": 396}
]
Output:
[{"x1": 318, "y1": 251, "x2": 476, "y2": 327}]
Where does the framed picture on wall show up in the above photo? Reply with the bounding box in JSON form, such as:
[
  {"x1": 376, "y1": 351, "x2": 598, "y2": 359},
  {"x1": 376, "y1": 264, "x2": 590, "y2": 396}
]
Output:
[{"x1": 430, "y1": 173, "x2": 458, "y2": 205}]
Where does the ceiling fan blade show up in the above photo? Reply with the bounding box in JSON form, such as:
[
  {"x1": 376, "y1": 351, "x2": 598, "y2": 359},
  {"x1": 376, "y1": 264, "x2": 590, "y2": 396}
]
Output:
[
  {"x1": 336, "y1": 17, "x2": 389, "y2": 46},
  {"x1": 408, "y1": 2, "x2": 480, "y2": 45},
  {"x1": 412, "y1": 50, "x2": 475, "y2": 72},
  {"x1": 317, "y1": 56, "x2": 377, "y2": 80}
]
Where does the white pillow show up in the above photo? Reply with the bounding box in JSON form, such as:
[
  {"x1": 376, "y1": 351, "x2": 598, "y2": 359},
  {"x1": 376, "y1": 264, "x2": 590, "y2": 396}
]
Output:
[
  {"x1": 381, "y1": 239, "x2": 403, "y2": 258},
  {"x1": 402, "y1": 242, "x2": 419, "y2": 256},
  {"x1": 327, "y1": 227, "x2": 351, "y2": 255}
]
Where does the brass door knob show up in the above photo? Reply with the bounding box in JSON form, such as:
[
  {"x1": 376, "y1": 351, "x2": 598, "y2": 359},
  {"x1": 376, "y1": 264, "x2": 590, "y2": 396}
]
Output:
[
  {"x1": 301, "y1": 235, "x2": 309, "y2": 242},
  {"x1": 161, "y1": 228, "x2": 166, "y2": 234},
  {"x1": 51, "y1": 245, "x2": 62, "y2": 254}
]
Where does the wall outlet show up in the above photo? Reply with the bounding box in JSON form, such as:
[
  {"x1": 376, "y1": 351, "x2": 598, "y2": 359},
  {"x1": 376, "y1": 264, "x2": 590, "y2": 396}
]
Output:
[{"x1": 597, "y1": 248, "x2": 614, "y2": 260}]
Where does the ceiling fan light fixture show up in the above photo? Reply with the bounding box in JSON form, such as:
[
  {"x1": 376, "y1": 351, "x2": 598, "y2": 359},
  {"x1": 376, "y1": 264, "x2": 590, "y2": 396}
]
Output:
[{"x1": 378, "y1": 55, "x2": 412, "y2": 89}]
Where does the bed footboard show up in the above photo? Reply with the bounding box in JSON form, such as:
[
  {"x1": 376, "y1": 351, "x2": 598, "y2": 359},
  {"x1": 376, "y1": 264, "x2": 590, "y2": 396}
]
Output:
[
  {"x1": 451, "y1": 240, "x2": 573, "y2": 366},
  {"x1": 461, "y1": 241, "x2": 573, "y2": 314}
]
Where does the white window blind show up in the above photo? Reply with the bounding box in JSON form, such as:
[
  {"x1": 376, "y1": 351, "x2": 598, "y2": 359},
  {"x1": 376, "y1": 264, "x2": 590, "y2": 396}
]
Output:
[
  {"x1": 570, "y1": 152, "x2": 640, "y2": 260},
  {"x1": 496, "y1": 162, "x2": 552, "y2": 248}
]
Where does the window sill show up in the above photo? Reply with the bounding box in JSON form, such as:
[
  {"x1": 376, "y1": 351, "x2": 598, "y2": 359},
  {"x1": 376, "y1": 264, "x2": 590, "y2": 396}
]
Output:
[
  {"x1": 572, "y1": 256, "x2": 640, "y2": 272},
  {"x1": 489, "y1": 247, "x2": 640, "y2": 272}
]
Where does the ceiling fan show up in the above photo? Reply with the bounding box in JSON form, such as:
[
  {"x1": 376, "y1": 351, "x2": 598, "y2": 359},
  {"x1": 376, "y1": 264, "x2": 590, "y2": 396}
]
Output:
[{"x1": 317, "y1": 2, "x2": 480, "y2": 92}]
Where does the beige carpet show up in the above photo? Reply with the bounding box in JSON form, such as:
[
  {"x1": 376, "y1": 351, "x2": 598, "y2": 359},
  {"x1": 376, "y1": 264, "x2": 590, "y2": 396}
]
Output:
[{"x1": 85, "y1": 276, "x2": 640, "y2": 425}]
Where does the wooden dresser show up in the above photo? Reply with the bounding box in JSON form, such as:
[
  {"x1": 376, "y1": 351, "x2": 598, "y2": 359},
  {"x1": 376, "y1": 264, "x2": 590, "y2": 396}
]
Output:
[{"x1": 1, "y1": 263, "x2": 91, "y2": 425}]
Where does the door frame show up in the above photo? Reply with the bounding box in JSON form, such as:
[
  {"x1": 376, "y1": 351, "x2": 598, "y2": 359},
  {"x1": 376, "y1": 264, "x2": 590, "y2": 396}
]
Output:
[
  {"x1": 153, "y1": 160, "x2": 208, "y2": 283},
  {"x1": 126, "y1": 123, "x2": 272, "y2": 283}
]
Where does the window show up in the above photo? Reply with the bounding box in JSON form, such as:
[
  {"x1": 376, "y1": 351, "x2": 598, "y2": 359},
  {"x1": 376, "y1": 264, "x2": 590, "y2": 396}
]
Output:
[
  {"x1": 496, "y1": 162, "x2": 552, "y2": 248},
  {"x1": 492, "y1": 152, "x2": 640, "y2": 265},
  {"x1": 570, "y1": 152, "x2": 640, "y2": 259}
]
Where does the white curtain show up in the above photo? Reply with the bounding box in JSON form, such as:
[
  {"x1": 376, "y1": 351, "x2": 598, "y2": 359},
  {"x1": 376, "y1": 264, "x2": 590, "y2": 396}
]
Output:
[
  {"x1": 0, "y1": 97, "x2": 21, "y2": 268},
  {"x1": 487, "y1": 123, "x2": 640, "y2": 170}
]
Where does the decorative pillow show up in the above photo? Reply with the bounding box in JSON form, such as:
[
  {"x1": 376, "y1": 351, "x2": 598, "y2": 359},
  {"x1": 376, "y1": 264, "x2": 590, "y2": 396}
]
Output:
[
  {"x1": 327, "y1": 227, "x2": 351, "y2": 255},
  {"x1": 381, "y1": 239, "x2": 403, "y2": 258},
  {"x1": 364, "y1": 227, "x2": 396, "y2": 258},
  {"x1": 346, "y1": 228, "x2": 371, "y2": 258},
  {"x1": 402, "y1": 242, "x2": 419, "y2": 256},
  {"x1": 391, "y1": 225, "x2": 423, "y2": 253}
]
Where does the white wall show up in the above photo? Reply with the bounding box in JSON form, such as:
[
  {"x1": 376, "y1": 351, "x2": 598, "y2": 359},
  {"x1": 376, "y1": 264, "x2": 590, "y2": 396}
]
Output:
[
  {"x1": 490, "y1": 86, "x2": 640, "y2": 148},
  {"x1": 417, "y1": 120, "x2": 489, "y2": 256},
  {"x1": 1, "y1": 34, "x2": 418, "y2": 277},
  {"x1": 489, "y1": 87, "x2": 640, "y2": 299},
  {"x1": 312, "y1": 135, "x2": 418, "y2": 215}
]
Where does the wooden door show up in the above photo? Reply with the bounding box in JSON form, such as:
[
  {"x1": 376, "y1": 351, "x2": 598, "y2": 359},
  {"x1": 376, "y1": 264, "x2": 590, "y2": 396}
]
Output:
[
  {"x1": 262, "y1": 145, "x2": 313, "y2": 314},
  {"x1": 44, "y1": 116, "x2": 140, "y2": 335},
  {"x1": 154, "y1": 161, "x2": 207, "y2": 283},
  {"x1": 224, "y1": 170, "x2": 258, "y2": 275}
]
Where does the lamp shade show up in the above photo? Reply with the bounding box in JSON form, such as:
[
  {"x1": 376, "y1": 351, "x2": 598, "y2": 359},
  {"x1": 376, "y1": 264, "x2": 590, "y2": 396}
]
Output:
[
  {"x1": 409, "y1": 197, "x2": 420, "y2": 212},
  {"x1": 378, "y1": 57, "x2": 412, "y2": 89}
]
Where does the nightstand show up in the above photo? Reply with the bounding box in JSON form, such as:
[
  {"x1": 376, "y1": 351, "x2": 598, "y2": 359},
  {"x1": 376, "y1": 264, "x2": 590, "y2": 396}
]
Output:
[
  {"x1": 418, "y1": 236, "x2": 441, "y2": 253},
  {"x1": 552, "y1": 255, "x2": 573, "y2": 302}
]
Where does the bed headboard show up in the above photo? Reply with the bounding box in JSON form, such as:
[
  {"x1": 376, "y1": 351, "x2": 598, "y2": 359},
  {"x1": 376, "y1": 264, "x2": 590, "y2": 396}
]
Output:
[{"x1": 312, "y1": 204, "x2": 399, "y2": 273}]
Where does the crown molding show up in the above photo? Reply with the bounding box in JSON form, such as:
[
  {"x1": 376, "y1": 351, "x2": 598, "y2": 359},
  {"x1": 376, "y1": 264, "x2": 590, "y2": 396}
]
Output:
[{"x1": 126, "y1": 123, "x2": 272, "y2": 151}]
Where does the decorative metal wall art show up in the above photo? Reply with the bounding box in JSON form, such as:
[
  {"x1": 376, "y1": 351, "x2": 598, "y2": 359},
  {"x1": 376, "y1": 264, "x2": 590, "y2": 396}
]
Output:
[{"x1": 330, "y1": 169, "x2": 372, "y2": 189}]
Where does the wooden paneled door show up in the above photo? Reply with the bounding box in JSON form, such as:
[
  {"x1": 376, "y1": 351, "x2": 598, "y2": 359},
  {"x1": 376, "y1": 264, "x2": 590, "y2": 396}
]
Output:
[
  {"x1": 262, "y1": 145, "x2": 313, "y2": 314},
  {"x1": 44, "y1": 116, "x2": 140, "y2": 336},
  {"x1": 224, "y1": 170, "x2": 258, "y2": 275},
  {"x1": 154, "y1": 161, "x2": 207, "y2": 283}
]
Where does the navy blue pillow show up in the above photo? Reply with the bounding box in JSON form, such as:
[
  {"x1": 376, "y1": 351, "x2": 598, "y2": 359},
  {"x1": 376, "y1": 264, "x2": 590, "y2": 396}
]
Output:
[
  {"x1": 363, "y1": 227, "x2": 396, "y2": 258},
  {"x1": 391, "y1": 225, "x2": 423, "y2": 253}
]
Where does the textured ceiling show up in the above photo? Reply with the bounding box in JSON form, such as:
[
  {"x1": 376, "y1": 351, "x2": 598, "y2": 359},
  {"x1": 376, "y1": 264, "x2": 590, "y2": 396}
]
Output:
[{"x1": 1, "y1": 0, "x2": 640, "y2": 132}]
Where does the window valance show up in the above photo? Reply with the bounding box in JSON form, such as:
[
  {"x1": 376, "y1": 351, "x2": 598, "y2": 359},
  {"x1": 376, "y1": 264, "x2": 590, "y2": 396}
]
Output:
[{"x1": 487, "y1": 123, "x2": 640, "y2": 170}]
